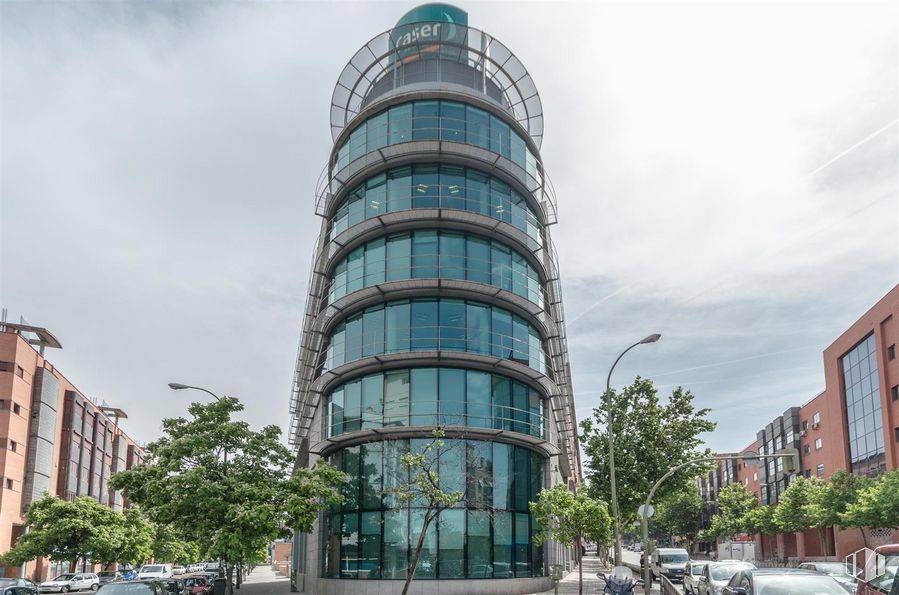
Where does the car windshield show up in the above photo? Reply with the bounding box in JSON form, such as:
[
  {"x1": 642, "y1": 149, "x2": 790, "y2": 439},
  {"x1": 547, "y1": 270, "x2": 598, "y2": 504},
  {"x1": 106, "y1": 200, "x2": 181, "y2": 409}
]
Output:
[
  {"x1": 52, "y1": 575, "x2": 75, "y2": 582},
  {"x1": 98, "y1": 585, "x2": 155, "y2": 594},
  {"x1": 142, "y1": 566, "x2": 163, "y2": 573},
  {"x1": 812, "y1": 563, "x2": 854, "y2": 576},
  {"x1": 711, "y1": 565, "x2": 751, "y2": 580},
  {"x1": 867, "y1": 552, "x2": 898, "y2": 591},
  {"x1": 753, "y1": 574, "x2": 848, "y2": 594},
  {"x1": 184, "y1": 579, "x2": 205, "y2": 587},
  {"x1": 661, "y1": 554, "x2": 689, "y2": 563},
  {"x1": 98, "y1": 573, "x2": 116, "y2": 578},
  {"x1": 692, "y1": 564, "x2": 707, "y2": 575}
]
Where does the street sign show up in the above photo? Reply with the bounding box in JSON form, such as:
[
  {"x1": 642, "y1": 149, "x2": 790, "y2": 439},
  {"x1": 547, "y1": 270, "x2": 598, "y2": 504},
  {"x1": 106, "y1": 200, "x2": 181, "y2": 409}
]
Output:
[{"x1": 638, "y1": 504, "x2": 654, "y2": 518}]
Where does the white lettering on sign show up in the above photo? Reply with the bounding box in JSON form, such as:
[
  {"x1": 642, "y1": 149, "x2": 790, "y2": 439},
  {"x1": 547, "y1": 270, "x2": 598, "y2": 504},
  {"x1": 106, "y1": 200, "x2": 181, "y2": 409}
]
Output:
[{"x1": 395, "y1": 23, "x2": 442, "y2": 48}]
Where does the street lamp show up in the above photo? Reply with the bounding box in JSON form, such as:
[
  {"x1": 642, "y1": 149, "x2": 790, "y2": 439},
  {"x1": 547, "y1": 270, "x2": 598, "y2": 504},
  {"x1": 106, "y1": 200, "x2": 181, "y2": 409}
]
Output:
[
  {"x1": 168, "y1": 382, "x2": 221, "y2": 401},
  {"x1": 606, "y1": 333, "x2": 661, "y2": 566}
]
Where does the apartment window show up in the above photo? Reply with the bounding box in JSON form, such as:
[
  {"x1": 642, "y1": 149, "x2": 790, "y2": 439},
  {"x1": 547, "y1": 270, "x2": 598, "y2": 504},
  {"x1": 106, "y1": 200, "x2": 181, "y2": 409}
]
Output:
[
  {"x1": 816, "y1": 464, "x2": 825, "y2": 477},
  {"x1": 889, "y1": 344, "x2": 896, "y2": 361},
  {"x1": 801, "y1": 420, "x2": 808, "y2": 431},
  {"x1": 9, "y1": 441, "x2": 17, "y2": 453},
  {"x1": 14, "y1": 366, "x2": 24, "y2": 378},
  {"x1": 0, "y1": 400, "x2": 5, "y2": 410},
  {"x1": 803, "y1": 444, "x2": 810, "y2": 455},
  {"x1": 12, "y1": 403, "x2": 21, "y2": 416},
  {"x1": 813, "y1": 412, "x2": 821, "y2": 425},
  {"x1": 892, "y1": 385, "x2": 898, "y2": 401},
  {"x1": 5, "y1": 479, "x2": 12, "y2": 489},
  {"x1": 753, "y1": 472, "x2": 758, "y2": 481},
  {"x1": 895, "y1": 427, "x2": 899, "y2": 443},
  {"x1": 815, "y1": 438, "x2": 823, "y2": 450},
  {"x1": 804, "y1": 469, "x2": 811, "y2": 478}
]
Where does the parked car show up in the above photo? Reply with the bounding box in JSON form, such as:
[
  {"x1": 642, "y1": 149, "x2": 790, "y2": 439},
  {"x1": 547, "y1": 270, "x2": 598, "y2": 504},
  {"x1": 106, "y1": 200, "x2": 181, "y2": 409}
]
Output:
[
  {"x1": 798, "y1": 561, "x2": 858, "y2": 593},
  {"x1": 181, "y1": 577, "x2": 210, "y2": 595},
  {"x1": 0, "y1": 578, "x2": 38, "y2": 595},
  {"x1": 698, "y1": 561, "x2": 757, "y2": 595},
  {"x1": 95, "y1": 574, "x2": 121, "y2": 586},
  {"x1": 855, "y1": 543, "x2": 899, "y2": 595},
  {"x1": 650, "y1": 548, "x2": 690, "y2": 582},
  {"x1": 684, "y1": 561, "x2": 708, "y2": 595},
  {"x1": 97, "y1": 582, "x2": 165, "y2": 595},
  {"x1": 724, "y1": 568, "x2": 847, "y2": 594},
  {"x1": 137, "y1": 567, "x2": 172, "y2": 581},
  {"x1": 39, "y1": 574, "x2": 100, "y2": 593},
  {"x1": 169, "y1": 568, "x2": 185, "y2": 577},
  {"x1": 155, "y1": 580, "x2": 186, "y2": 595}
]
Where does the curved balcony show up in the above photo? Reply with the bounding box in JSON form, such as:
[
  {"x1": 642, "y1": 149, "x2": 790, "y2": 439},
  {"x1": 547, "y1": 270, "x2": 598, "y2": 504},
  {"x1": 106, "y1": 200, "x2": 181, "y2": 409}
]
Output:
[
  {"x1": 326, "y1": 167, "x2": 545, "y2": 245},
  {"x1": 315, "y1": 123, "x2": 557, "y2": 225},
  {"x1": 330, "y1": 23, "x2": 543, "y2": 148}
]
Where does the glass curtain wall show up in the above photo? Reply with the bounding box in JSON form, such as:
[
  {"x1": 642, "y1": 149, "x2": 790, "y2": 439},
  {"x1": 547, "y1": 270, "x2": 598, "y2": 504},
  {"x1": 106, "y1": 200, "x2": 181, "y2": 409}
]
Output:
[
  {"x1": 322, "y1": 439, "x2": 545, "y2": 580},
  {"x1": 329, "y1": 230, "x2": 543, "y2": 307},
  {"x1": 324, "y1": 367, "x2": 545, "y2": 438},
  {"x1": 841, "y1": 334, "x2": 886, "y2": 476}
]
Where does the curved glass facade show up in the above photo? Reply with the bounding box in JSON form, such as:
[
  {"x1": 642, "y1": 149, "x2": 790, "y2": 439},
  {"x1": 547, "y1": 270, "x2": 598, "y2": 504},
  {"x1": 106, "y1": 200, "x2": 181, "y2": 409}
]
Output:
[
  {"x1": 330, "y1": 164, "x2": 543, "y2": 243},
  {"x1": 326, "y1": 298, "x2": 546, "y2": 373},
  {"x1": 335, "y1": 100, "x2": 541, "y2": 182},
  {"x1": 322, "y1": 439, "x2": 545, "y2": 580},
  {"x1": 325, "y1": 367, "x2": 545, "y2": 438},
  {"x1": 329, "y1": 229, "x2": 543, "y2": 307}
]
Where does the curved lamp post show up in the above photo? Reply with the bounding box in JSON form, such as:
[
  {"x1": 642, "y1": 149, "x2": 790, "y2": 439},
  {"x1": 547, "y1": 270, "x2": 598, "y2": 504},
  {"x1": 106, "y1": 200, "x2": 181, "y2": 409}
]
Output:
[
  {"x1": 607, "y1": 333, "x2": 661, "y2": 565},
  {"x1": 168, "y1": 382, "x2": 221, "y2": 401}
]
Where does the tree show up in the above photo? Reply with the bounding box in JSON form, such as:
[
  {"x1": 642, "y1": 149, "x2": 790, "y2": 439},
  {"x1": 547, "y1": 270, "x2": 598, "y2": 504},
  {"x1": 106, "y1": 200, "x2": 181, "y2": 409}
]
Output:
[
  {"x1": 384, "y1": 429, "x2": 465, "y2": 595},
  {"x1": 808, "y1": 470, "x2": 874, "y2": 547},
  {"x1": 109, "y1": 397, "x2": 346, "y2": 594},
  {"x1": 706, "y1": 484, "x2": 758, "y2": 540},
  {"x1": 580, "y1": 378, "x2": 716, "y2": 526},
  {"x1": 654, "y1": 487, "x2": 703, "y2": 548},
  {"x1": 841, "y1": 469, "x2": 899, "y2": 534},
  {"x1": 741, "y1": 505, "x2": 777, "y2": 537},
  {"x1": 118, "y1": 507, "x2": 155, "y2": 567},
  {"x1": 530, "y1": 485, "x2": 611, "y2": 595},
  {"x1": 151, "y1": 523, "x2": 200, "y2": 566},
  {"x1": 773, "y1": 476, "x2": 819, "y2": 535},
  {"x1": 1, "y1": 494, "x2": 124, "y2": 571}
]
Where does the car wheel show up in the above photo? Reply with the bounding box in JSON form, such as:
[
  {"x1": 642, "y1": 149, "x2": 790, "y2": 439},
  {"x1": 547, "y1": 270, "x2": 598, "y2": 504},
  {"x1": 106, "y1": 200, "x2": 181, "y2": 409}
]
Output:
[
  {"x1": 91, "y1": 585, "x2": 99, "y2": 591},
  {"x1": 62, "y1": 587, "x2": 70, "y2": 593}
]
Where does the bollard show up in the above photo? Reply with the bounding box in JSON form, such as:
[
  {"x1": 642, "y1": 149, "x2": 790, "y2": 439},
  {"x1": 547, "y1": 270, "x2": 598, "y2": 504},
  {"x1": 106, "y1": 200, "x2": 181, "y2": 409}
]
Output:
[{"x1": 550, "y1": 564, "x2": 564, "y2": 595}]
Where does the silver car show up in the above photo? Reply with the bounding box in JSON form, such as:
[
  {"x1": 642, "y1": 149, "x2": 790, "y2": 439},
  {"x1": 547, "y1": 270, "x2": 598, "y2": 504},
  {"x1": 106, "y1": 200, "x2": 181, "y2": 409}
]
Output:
[
  {"x1": 684, "y1": 561, "x2": 708, "y2": 595},
  {"x1": 698, "y1": 562, "x2": 756, "y2": 595},
  {"x1": 39, "y1": 574, "x2": 99, "y2": 593}
]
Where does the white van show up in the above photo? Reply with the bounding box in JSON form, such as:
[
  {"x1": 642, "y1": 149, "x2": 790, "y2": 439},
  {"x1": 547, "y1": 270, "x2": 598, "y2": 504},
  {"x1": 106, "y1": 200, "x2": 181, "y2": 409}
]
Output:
[
  {"x1": 650, "y1": 548, "x2": 690, "y2": 582},
  {"x1": 138, "y1": 564, "x2": 173, "y2": 579}
]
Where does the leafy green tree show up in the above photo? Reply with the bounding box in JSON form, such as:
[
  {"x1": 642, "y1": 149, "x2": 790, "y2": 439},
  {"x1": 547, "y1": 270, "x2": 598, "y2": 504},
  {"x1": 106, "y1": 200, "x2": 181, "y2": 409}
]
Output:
[
  {"x1": 151, "y1": 523, "x2": 200, "y2": 565},
  {"x1": 1, "y1": 494, "x2": 124, "y2": 570},
  {"x1": 118, "y1": 507, "x2": 155, "y2": 566},
  {"x1": 580, "y1": 378, "x2": 716, "y2": 526},
  {"x1": 706, "y1": 483, "x2": 758, "y2": 540},
  {"x1": 383, "y1": 429, "x2": 465, "y2": 595},
  {"x1": 741, "y1": 504, "x2": 777, "y2": 537},
  {"x1": 807, "y1": 470, "x2": 874, "y2": 547},
  {"x1": 773, "y1": 476, "x2": 819, "y2": 534},
  {"x1": 654, "y1": 487, "x2": 704, "y2": 548},
  {"x1": 109, "y1": 397, "x2": 345, "y2": 594},
  {"x1": 530, "y1": 485, "x2": 611, "y2": 595},
  {"x1": 841, "y1": 469, "x2": 899, "y2": 535}
]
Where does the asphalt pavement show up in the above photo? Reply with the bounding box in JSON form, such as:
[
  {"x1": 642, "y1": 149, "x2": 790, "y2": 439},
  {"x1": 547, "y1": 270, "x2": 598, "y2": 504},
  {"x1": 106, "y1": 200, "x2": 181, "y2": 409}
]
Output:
[{"x1": 234, "y1": 565, "x2": 290, "y2": 595}]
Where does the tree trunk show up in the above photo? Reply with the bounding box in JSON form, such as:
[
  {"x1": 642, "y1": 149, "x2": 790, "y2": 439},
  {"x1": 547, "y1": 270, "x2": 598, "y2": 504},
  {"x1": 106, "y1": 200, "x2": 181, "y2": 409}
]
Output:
[
  {"x1": 402, "y1": 510, "x2": 435, "y2": 595},
  {"x1": 236, "y1": 564, "x2": 242, "y2": 589},
  {"x1": 578, "y1": 546, "x2": 583, "y2": 595},
  {"x1": 859, "y1": 527, "x2": 868, "y2": 548},
  {"x1": 817, "y1": 527, "x2": 828, "y2": 557},
  {"x1": 225, "y1": 563, "x2": 233, "y2": 595}
]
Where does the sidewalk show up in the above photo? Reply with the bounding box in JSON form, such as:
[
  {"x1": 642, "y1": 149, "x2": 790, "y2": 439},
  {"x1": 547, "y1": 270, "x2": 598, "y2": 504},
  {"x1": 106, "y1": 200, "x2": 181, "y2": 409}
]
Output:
[
  {"x1": 528, "y1": 556, "x2": 662, "y2": 594},
  {"x1": 235, "y1": 565, "x2": 290, "y2": 595}
]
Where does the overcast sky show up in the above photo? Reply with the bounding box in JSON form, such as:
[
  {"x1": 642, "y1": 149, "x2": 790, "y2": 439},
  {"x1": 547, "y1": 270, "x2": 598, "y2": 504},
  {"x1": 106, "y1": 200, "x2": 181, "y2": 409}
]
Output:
[{"x1": 2, "y1": 0, "x2": 897, "y2": 456}]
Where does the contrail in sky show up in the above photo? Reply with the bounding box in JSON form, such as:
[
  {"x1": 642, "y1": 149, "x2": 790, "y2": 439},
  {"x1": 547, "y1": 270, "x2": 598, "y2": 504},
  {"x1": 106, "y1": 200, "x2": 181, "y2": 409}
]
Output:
[
  {"x1": 565, "y1": 282, "x2": 636, "y2": 327},
  {"x1": 807, "y1": 118, "x2": 899, "y2": 176}
]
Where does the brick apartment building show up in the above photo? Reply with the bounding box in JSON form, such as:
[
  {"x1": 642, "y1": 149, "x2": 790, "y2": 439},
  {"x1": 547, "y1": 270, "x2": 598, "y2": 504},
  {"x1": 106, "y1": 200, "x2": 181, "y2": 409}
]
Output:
[
  {"x1": 698, "y1": 284, "x2": 899, "y2": 561},
  {"x1": 0, "y1": 321, "x2": 144, "y2": 580}
]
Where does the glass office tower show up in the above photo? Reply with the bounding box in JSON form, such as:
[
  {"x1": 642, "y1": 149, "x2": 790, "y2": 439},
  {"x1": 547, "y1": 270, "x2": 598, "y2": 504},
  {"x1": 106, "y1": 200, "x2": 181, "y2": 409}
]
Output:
[{"x1": 289, "y1": 4, "x2": 581, "y2": 593}]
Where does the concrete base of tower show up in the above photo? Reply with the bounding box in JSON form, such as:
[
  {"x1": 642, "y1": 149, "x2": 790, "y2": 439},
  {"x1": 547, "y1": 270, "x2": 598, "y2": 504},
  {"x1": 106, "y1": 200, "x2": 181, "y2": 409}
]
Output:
[{"x1": 296, "y1": 576, "x2": 554, "y2": 595}]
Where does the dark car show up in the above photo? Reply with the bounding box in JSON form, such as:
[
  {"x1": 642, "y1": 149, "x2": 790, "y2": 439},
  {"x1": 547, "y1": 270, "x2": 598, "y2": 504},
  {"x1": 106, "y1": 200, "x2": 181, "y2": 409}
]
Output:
[
  {"x1": 95, "y1": 574, "x2": 121, "y2": 587},
  {"x1": 724, "y1": 568, "x2": 848, "y2": 594},
  {"x1": 0, "y1": 578, "x2": 38, "y2": 595},
  {"x1": 96, "y1": 583, "x2": 164, "y2": 595},
  {"x1": 155, "y1": 580, "x2": 187, "y2": 595}
]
